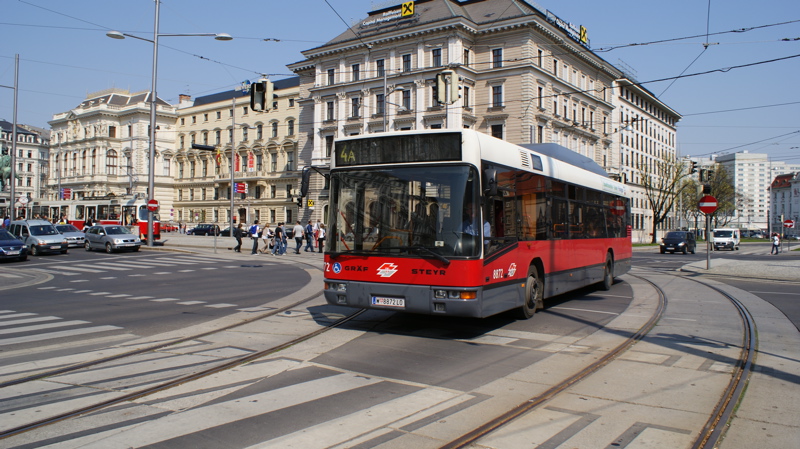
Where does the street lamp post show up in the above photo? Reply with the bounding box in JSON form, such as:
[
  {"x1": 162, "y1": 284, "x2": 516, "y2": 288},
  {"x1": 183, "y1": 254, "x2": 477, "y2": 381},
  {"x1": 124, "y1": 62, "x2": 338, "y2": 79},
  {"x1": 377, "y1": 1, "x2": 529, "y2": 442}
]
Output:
[{"x1": 107, "y1": 0, "x2": 231, "y2": 246}]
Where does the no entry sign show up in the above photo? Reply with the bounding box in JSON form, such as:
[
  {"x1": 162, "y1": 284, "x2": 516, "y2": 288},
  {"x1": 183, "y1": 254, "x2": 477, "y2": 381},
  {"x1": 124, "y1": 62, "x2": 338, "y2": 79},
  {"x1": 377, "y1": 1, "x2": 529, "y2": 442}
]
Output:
[
  {"x1": 785, "y1": 219, "x2": 795, "y2": 228},
  {"x1": 147, "y1": 199, "x2": 159, "y2": 212},
  {"x1": 699, "y1": 195, "x2": 717, "y2": 214}
]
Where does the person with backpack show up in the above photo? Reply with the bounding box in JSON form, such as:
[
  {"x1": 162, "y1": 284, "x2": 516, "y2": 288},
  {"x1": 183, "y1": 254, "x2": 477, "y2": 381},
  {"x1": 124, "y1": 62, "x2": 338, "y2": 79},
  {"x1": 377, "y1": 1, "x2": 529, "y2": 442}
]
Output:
[{"x1": 249, "y1": 220, "x2": 260, "y2": 255}]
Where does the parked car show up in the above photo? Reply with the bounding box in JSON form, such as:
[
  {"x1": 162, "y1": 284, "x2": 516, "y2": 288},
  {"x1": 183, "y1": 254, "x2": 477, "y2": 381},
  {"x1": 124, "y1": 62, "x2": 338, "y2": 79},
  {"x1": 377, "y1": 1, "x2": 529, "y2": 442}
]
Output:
[
  {"x1": 0, "y1": 229, "x2": 28, "y2": 262},
  {"x1": 55, "y1": 224, "x2": 86, "y2": 248},
  {"x1": 8, "y1": 219, "x2": 68, "y2": 256},
  {"x1": 660, "y1": 230, "x2": 696, "y2": 254},
  {"x1": 786, "y1": 234, "x2": 800, "y2": 241},
  {"x1": 84, "y1": 225, "x2": 142, "y2": 253},
  {"x1": 188, "y1": 224, "x2": 220, "y2": 236}
]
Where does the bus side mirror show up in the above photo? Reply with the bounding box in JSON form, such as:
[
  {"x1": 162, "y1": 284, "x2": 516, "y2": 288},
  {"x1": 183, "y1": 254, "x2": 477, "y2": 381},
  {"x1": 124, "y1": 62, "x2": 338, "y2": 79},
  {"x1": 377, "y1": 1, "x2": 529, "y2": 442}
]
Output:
[{"x1": 483, "y1": 168, "x2": 497, "y2": 196}]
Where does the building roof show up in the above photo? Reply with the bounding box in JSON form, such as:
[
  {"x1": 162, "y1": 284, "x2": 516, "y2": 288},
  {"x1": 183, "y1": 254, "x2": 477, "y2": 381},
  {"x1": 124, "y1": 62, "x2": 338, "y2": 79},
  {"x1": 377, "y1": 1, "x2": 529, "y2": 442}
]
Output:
[
  {"x1": 192, "y1": 77, "x2": 300, "y2": 107},
  {"x1": 78, "y1": 89, "x2": 170, "y2": 109},
  {"x1": 315, "y1": 0, "x2": 544, "y2": 50},
  {"x1": 0, "y1": 119, "x2": 36, "y2": 137}
]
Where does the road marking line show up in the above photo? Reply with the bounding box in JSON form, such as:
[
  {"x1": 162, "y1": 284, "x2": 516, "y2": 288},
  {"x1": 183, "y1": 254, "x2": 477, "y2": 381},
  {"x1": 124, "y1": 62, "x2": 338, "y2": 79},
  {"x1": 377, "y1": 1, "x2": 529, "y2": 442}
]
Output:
[
  {"x1": 0, "y1": 320, "x2": 89, "y2": 335},
  {"x1": 0, "y1": 325, "x2": 122, "y2": 346}
]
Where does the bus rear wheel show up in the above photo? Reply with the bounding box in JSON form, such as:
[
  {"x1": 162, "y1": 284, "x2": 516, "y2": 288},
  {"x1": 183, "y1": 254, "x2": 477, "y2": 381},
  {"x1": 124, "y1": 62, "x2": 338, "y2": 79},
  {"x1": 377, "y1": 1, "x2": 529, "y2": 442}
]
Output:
[
  {"x1": 601, "y1": 254, "x2": 614, "y2": 291},
  {"x1": 517, "y1": 265, "x2": 542, "y2": 319}
]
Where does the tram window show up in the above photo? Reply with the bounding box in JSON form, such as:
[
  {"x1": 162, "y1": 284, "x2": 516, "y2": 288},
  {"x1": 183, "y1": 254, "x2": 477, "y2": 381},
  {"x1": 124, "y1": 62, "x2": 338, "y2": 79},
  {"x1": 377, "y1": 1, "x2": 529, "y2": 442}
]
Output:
[{"x1": 76, "y1": 206, "x2": 85, "y2": 220}]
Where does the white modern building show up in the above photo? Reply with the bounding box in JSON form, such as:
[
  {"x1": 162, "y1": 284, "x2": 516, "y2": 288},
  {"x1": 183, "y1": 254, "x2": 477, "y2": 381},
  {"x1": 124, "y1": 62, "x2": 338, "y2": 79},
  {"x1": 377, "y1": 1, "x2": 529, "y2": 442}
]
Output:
[{"x1": 715, "y1": 151, "x2": 800, "y2": 231}]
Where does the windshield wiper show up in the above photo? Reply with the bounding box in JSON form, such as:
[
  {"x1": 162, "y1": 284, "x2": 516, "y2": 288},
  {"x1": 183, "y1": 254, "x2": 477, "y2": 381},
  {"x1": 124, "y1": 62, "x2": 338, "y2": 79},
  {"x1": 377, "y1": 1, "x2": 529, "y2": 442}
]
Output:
[
  {"x1": 400, "y1": 245, "x2": 451, "y2": 266},
  {"x1": 329, "y1": 249, "x2": 376, "y2": 259}
]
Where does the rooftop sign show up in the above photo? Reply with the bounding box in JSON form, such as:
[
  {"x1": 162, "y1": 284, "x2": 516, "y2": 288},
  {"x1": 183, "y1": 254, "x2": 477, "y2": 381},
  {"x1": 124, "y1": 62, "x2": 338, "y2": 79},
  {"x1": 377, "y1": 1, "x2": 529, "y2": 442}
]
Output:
[{"x1": 545, "y1": 10, "x2": 590, "y2": 49}]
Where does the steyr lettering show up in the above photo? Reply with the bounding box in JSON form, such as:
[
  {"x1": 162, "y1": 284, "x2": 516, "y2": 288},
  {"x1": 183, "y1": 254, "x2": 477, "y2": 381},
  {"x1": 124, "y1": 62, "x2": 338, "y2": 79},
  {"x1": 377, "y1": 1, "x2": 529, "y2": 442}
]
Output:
[{"x1": 411, "y1": 269, "x2": 447, "y2": 275}]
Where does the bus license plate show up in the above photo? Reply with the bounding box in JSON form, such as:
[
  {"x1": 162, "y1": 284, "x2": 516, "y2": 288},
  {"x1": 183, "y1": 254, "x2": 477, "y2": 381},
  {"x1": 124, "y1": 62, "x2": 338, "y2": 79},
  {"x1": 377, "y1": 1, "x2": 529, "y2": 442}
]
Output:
[{"x1": 371, "y1": 296, "x2": 405, "y2": 308}]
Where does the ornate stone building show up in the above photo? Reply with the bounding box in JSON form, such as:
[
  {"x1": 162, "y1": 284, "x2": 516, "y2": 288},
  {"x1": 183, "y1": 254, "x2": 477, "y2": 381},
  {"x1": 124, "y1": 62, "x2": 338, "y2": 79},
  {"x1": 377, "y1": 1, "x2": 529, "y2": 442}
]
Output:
[
  {"x1": 173, "y1": 78, "x2": 301, "y2": 227},
  {"x1": 48, "y1": 89, "x2": 176, "y2": 206},
  {"x1": 288, "y1": 0, "x2": 680, "y2": 241}
]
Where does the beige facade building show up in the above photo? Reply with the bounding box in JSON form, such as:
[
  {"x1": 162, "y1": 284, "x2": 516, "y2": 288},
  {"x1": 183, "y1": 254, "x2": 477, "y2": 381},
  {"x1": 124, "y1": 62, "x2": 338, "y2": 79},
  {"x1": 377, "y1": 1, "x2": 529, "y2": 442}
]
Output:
[
  {"x1": 288, "y1": 0, "x2": 680, "y2": 241},
  {"x1": 173, "y1": 78, "x2": 301, "y2": 228}
]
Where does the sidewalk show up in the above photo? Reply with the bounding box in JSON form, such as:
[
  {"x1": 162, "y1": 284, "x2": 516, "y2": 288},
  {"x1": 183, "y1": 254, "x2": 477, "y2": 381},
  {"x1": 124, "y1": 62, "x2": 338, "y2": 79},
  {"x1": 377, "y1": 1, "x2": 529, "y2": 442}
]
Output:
[{"x1": 150, "y1": 232, "x2": 326, "y2": 261}]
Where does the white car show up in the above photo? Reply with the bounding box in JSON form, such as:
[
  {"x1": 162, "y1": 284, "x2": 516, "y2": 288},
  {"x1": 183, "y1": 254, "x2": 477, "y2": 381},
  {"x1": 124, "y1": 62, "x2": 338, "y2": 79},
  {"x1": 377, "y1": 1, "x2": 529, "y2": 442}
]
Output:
[{"x1": 55, "y1": 224, "x2": 86, "y2": 248}]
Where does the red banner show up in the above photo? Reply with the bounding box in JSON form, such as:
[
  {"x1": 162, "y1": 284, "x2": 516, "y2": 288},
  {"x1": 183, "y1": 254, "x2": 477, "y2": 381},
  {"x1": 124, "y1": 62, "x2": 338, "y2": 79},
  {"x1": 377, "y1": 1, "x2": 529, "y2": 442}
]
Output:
[{"x1": 248, "y1": 151, "x2": 255, "y2": 172}]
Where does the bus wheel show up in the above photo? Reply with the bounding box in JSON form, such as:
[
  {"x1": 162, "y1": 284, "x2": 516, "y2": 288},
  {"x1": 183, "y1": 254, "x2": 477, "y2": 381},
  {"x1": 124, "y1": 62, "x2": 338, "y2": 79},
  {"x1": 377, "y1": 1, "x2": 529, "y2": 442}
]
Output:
[
  {"x1": 601, "y1": 254, "x2": 614, "y2": 291},
  {"x1": 517, "y1": 266, "x2": 542, "y2": 319}
]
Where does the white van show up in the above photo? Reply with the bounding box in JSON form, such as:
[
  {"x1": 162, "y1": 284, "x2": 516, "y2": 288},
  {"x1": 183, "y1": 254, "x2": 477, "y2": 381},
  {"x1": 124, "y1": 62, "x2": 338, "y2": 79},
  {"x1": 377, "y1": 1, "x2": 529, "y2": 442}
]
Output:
[{"x1": 712, "y1": 228, "x2": 740, "y2": 251}]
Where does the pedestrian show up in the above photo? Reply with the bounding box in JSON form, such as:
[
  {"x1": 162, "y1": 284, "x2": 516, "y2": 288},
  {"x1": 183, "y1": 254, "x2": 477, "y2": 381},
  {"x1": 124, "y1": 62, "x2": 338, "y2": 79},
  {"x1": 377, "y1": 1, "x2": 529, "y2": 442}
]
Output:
[
  {"x1": 771, "y1": 232, "x2": 780, "y2": 254},
  {"x1": 271, "y1": 222, "x2": 285, "y2": 255},
  {"x1": 293, "y1": 220, "x2": 305, "y2": 254},
  {"x1": 233, "y1": 223, "x2": 244, "y2": 252},
  {"x1": 317, "y1": 223, "x2": 326, "y2": 253},
  {"x1": 313, "y1": 220, "x2": 321, "y2": 249},
  {"x1": 304, "y1": 220, "x2": 314, "y2": 252},
  {"x1": 259, "y1": 224, "x2": 274, "y2": 254},
  {"x1": 2, "y1": 215, "x2": 9, "y2": 228},
  {"x1": 249, "y1": 220, "x2": 261, "y2": 254}
]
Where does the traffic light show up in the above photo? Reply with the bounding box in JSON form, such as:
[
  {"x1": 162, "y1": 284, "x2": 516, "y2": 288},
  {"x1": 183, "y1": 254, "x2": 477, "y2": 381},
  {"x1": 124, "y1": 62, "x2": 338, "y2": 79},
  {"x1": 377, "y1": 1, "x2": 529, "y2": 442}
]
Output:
[
  {"x1": 690, "y1": 161, "x2": 698, "y2": 174},
  {"x1": 702, "y1": 184, "x2": 712, "y2": 194},
  {"x1": 250, "y1": 80, "x2": 274, "y2": 111},
  {"x1": 450, "y1": 73, "x2": 461, "y2": 102},
  {"x1": 435, "y1": 71, "x2": 449, "y2": 104},
  {"x1": 435, "y1": 70, "x2": 460, "y2": 105},
  {"x1": 706, "y1": 169, "x2": 714, "y2": 180}
]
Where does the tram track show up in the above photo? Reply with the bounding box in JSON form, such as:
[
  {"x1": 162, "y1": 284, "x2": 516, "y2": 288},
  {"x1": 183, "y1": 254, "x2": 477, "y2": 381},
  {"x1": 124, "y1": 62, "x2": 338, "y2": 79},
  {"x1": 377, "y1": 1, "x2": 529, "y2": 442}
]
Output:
[{"x1": 439, "y1": 269, "x2": 756, "y2": 449}]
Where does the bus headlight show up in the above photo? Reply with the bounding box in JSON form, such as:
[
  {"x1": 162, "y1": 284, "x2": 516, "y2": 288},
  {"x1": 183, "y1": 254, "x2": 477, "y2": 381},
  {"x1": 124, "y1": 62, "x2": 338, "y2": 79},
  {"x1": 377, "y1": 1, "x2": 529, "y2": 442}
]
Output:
[
  {"x1": 434, "y1": 290, "x2": 476, "y2": 300},
  {"x1": 325, "y1": 282, "x2": 347, "y2": 292}
]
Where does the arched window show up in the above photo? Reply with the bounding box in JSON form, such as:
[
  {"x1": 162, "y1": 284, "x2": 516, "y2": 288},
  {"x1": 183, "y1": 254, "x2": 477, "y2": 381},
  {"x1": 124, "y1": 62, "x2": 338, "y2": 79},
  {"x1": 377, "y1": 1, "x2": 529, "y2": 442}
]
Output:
[{"x1": 107, "y1": 150, "x2": 118, "y2": 175}]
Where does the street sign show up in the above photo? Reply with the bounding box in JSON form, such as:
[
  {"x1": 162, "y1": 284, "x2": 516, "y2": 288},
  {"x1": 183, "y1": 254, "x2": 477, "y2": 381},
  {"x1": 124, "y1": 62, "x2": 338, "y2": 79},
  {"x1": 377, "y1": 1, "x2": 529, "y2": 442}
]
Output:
[
  {"x1": 610, "y1": 199, "x2": 625, "y2": 216},
  {"x1": 18, "y1": 196, "x2": 29, "y2": 204},
  {"x1": 698, "y1": 195, "x2": 717, "y2": 214},
  {"x1": 784, "y1": 219, "x2": 795, "y2": 228},
  {"x1": 147, "y1": 199, "x2": 159, "y2": 212}
]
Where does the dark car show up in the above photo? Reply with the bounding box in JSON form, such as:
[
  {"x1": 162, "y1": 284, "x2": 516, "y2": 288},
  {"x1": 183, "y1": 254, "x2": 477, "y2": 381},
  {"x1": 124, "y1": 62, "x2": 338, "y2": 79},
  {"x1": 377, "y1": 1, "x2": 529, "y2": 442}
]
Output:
[
  {"x1": 188, "y1": 224, "x2": 220, "y2": 236},
  {"x1": 660, "y1": 231, "x2": 696, "y2": 254},
  {"x1": 0, "y1": 229, "x2": 28, "y2": 262}
]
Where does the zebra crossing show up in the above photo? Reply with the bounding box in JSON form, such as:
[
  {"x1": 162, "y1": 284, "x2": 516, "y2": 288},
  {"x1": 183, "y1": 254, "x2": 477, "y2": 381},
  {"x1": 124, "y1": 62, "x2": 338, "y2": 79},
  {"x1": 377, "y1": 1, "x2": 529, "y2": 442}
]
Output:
[
  {"x1": 29, "y1": 255, "x2": 240, "y2": 276},
  {"x1": 0, "y1": 309, "x2": 124, "y2": 348}
]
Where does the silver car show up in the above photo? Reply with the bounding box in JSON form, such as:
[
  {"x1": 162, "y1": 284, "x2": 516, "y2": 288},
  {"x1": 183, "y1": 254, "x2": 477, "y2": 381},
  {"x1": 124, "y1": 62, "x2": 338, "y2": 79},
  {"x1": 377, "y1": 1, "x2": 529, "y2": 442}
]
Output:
[
  {"x1": 84, "y1": 225, "x2": 142, "y2": 253},
  {"x1": 55, "y1": 224, "x2": 86, "y2": 248}
]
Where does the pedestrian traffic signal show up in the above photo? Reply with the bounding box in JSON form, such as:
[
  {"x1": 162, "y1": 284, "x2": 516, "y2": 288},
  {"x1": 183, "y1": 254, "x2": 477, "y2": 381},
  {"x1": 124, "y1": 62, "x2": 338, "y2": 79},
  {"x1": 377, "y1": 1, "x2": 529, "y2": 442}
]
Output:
[{"x1": 250, "y1": 80, "x2": 274, "y2": 111}]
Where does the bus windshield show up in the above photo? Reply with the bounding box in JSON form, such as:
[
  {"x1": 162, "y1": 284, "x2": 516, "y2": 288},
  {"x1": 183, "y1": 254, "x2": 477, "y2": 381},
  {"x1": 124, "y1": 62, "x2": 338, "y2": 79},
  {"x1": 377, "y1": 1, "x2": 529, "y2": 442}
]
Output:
[{"x1": 329, "y1": 165, "x2": 481, "y2": 258}]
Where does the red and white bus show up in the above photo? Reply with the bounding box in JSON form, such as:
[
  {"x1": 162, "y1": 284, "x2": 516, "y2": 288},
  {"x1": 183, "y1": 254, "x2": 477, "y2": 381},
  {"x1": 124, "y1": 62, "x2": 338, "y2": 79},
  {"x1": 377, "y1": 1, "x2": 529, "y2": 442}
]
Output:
[
  {"x1": 31, "y1": 196, "x2": 161, "y2": 240},
  {"x1": 323, "y1": 130, "x2": 631, "y2": 319}
]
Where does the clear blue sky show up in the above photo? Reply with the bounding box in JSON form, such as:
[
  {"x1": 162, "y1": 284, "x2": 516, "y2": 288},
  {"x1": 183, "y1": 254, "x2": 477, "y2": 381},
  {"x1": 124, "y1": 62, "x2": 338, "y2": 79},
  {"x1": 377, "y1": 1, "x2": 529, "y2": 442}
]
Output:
[{"x1": 2, "y1": 0, "x2": 798, "y2": 163}]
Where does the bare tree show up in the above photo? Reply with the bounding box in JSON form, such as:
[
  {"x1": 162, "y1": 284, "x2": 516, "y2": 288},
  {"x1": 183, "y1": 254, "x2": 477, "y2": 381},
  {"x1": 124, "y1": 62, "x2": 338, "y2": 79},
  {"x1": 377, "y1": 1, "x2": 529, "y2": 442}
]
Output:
[{"x1": 635, "y1": 155, "x2": 692, "y2": 244}]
